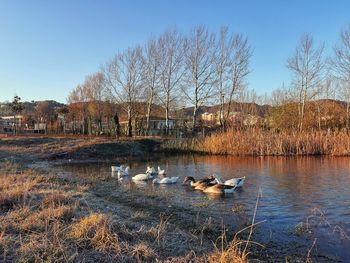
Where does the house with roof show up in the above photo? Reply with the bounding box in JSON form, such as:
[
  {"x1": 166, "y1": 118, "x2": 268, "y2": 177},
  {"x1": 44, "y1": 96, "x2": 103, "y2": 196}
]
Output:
[{"x1": 0, "y1": 115, "x2": 24, "y2": 133}]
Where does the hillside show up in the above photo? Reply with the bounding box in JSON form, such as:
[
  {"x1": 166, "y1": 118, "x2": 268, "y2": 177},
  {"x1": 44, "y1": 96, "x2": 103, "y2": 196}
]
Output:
[{"x1": 0, "y1": 100, "x2": 65, "y2": 116}]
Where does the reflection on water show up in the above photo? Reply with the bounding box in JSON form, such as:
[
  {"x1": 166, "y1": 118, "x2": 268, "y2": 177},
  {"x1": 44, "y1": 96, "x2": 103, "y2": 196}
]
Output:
[{"x1": 58, "y1": 155, "x2": 350, "y2": 261}]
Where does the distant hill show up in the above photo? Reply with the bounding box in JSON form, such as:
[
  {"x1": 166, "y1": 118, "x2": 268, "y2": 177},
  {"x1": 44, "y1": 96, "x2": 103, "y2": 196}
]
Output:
[
  {"x1": 182, "y1": 101, "x2": 271, "y2": 119},
  {"x1": 0, "y1": 100, "x2": 65, "y2": 116}
]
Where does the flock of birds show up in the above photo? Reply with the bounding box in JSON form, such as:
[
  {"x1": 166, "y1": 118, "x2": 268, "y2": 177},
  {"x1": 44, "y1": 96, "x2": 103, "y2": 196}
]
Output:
[{"x1": 111, "y1": 165, "x2": 245, "y2": 195}]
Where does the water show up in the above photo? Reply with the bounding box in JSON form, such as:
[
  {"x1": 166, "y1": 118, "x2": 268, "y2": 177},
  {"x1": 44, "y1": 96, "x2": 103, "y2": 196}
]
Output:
[{"x1": 58, "y1": 155, "x2": 350, "y2": 261}]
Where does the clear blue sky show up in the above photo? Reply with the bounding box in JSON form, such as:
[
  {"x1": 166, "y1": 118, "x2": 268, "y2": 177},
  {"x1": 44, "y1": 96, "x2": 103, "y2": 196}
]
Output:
[{"x1": 1, "y1": 0, "x2": 350, "y2": 103}]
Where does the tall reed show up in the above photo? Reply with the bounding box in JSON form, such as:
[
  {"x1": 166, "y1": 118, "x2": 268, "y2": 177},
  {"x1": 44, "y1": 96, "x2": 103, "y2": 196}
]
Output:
[{"x1": 162, "y1": 129, "x2": 350, "y2": 156}]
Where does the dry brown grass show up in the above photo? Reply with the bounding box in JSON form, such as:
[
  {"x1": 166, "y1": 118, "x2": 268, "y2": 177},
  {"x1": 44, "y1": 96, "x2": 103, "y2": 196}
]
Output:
[
  {"x1": 0, "y1": 171, "x2": 43, "y2": 210},
  {"x1": 0, "y1": 230, "x2": 10, "y2": 256},
  {"x1": 163, "y1": 129, "x2": 350, "y2": 156},
  {"x1": 131, "y1": 242, "x2": 156, "y2": 262},
  {"x1": 21, "y1": 206, "x2": 74, "y2": 232},
  {"x1": 147, "y1": 212, "x2": 171, "y2": 245},
  {"x1": 131, "y1": 210, "x2": 150, "y2": 221},
  {"x1": 69, "y1": 213, "x2": 122, "y2": 254}
]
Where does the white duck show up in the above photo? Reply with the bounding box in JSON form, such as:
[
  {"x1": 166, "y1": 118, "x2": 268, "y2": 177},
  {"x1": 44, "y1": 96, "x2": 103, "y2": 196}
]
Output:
[
  {"x1": 157, "y1": 166, "x2": 166, "y2": 176},
  {"x1": 117, "y1": 170, "x2": 123, "y2": 181},
  {"x1": 132, "y1": 173, "x2": 153, "y2": 181},
  {"x1": 215, "y1": 176, "x2": 246, "y2": 187},
  {"x1": 152, "y1": 177, "x2": 178, "y2": 184},
  {"x1": 121, "y1": 166, "x2": 130, "y2": 176},
  {"x1": 111, "y1": 165, "x2": 123, "y2": 173},
  {"x1": 112, "y1": 165, "x2": 130, "y2": 176},
  {"x1": 146, "y1": 166, "x2": 157, "y2": 175}
]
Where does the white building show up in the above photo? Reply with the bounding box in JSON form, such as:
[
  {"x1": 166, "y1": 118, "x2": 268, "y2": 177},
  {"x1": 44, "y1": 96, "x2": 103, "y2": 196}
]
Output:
[
  {"x1": 201, "y1": 112, "x2": 217, "y2": 122},
  {"x1": 0, "y1": 115, "x2": 24, "y2": 132}
]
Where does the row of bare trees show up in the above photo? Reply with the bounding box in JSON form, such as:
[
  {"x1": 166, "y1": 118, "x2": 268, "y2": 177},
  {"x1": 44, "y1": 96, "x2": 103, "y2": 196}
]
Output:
[
  {"x1": 65, "y1": 23, "x2": 350, "y2": 136},
  {"x1": 268, "y1": 23, "x2": 350, "y2": 132},
  {"x1": 68, "y1": 25, "x2": 252, "y2": 136},
  {"x1": 67, "y1": 72, "x2": 118, "y2": 135}
]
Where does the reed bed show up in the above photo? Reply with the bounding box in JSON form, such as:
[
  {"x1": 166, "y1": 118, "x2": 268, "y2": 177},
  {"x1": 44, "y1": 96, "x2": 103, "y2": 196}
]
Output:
[{"x1": 163, "y1": 129, "x2": 350, "y2": 156}]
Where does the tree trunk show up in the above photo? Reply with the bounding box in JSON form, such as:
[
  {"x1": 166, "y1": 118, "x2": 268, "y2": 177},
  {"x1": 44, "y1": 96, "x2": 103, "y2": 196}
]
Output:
[
  {"x1": 146, "y1": 91, "x2": 154, "y2": 135},
  {"x1": 299, "y1": 85, "x2": 307, "y2": 132},
  {"x1": 98, "y1": 119, "x2": 102, "y2": 134},
  {"x1": 192, "y1": 104, "x2": 198, "y2": 132},
  {"x1": 192, "y1": 81, "x2": 199, "y2": 131},
  {"x1": 127, "y1": 106, "x2": 132, "y2": 137},
  {"x1": 299, "y1": 102, "x2": 305, "y2": 132},
  {"x1": 225, "y1": 82, "x2": 237, "y2": 124},
  {"x1": 165, "y1": 105, "x2": 169, "y2": 136},
  {"x1": 114, "y1": 113, "x2": 121, "y2": 137},
  {"x1": 88, "y1": 116, "x2": 92, "y2": 136},
  {"x1": 63, "y1": 116, "x2": 66, "y2": 134}
]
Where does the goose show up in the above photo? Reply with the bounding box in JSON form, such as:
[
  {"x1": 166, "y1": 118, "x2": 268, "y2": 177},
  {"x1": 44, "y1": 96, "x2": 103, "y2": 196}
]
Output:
[
  {"x1": 193, "y1": 180, "x2": 218, "y2": 191},
  {"x1": 112, "y1": 165, "x2": 130, "y2": 176},
  {"x1": 203, "y1": 184, "x2": 236, "y2": 194},
  {"x1": 146, "y1": 166, "x2": 157, "y2": 175},
  {"x1": 117, "y1": 170, "x2": 123, "y2": 181},
  {"x1": 183, "y1": 175, "x2": 216, "y2": 188},
  {"x1": 121, "y1": 166, "x2": 130, "y2": 176},
  {"x1": 215, "y1": 176, "x2": 246, "y2": 187},
  {"x1": 111, "y1": 165, "x2": 122, "y2": 173},
  {"x1": 157, "y1": 166, "x2": 166, "y2": 176},
  {"x1": 152, "y1": 177, "x2": 178, "y2": 184},
  {"x1": 132, "y1": 173, "x2": 153, "y2": 181}
]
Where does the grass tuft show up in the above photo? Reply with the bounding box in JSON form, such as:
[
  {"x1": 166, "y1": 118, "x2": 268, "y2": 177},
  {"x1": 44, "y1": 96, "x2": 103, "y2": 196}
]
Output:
[{"x1": 69, "y1": 213, "x2": 122, "y2": 253}]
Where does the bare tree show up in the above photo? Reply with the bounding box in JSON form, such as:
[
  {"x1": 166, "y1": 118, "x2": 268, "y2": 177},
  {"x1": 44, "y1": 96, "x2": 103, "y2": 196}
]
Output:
[
  {"x1": 269, "y1": 85, "x2": 290, "y2": 107},
  {"x1": 225, "y1": 34, "x2": 252, "y2": 122},
  {"x1": 184, "y1": 26, "x2": 216, "y2": 130},
  {"x1": 67, "y1": 85, "x2": 89, "y2": 134},
  {"x1": 143, "y1": 37, "x2": 160, "y2": 135},
  {"x1": 67, "y1": 88, "x2": 80, "y2": 134},
  {"x1": 287, "y1": 34, "x2": 325, "y2": 132},
  {"x1": 84, "y1": 72, "x2": 106, "y2": 134},
  {"x1": 104, "y1": 47, "x2": 144, "y2": 137},
  {"x1": 337, "y1": 79, "x2": 350, "y2": 128},
  {"x1": 332, "y1": 24, "x2": 350, "y2": 129},
  {"x1": 314, "y1": 79, "x2": 330, "y2": 130},
  {"x1": 214, "y1": 26, "x2": 232, "y2": 128},
  {"x1": 56, "y1": 106, "x2": 69, "y2": 134},
  {"x1": 35, "y1": 101, "x2": 50, "y2": 133},
  {"x1": 158, "y1": 29, "x2": 185, "y2": 134}
]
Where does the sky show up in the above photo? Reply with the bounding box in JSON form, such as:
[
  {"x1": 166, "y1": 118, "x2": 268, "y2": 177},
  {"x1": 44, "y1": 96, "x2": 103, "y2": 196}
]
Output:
[{"x1": 1, "y1": 0, "x2": 350, "y2": 103}]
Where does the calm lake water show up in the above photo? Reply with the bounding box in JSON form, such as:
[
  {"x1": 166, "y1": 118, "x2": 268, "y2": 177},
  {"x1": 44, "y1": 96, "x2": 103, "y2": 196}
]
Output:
[{"x1": 58, "y1": 155, "x2": 350, "y2": 261}]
